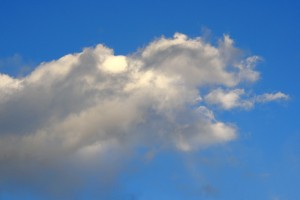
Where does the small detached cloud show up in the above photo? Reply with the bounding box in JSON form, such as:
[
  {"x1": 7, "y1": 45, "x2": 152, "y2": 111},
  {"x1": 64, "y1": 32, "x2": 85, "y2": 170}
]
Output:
[
  {"x1": 204, "y1": 89, "x2": 288, "y2": 110},
  {"x1": 0, "y1": 32, "x2": 288, "y2": 198},
  {"x1": 255, "y1": 92, "x2": 289, "y2": 103}
]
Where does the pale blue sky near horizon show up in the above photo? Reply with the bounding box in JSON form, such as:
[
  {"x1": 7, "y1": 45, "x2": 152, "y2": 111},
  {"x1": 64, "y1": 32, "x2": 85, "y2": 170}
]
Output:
[{"x1": 0, "y1": 0, "x2": 299, "y2": 199}]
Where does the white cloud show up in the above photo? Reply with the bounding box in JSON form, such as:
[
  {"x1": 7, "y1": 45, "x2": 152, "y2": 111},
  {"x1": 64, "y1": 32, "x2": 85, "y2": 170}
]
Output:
[
  {"x1": 204, "y1": 88, "x2": 253, "y2": 110},
  {"x1": 204, "y1": 89, "x2": 289, "y2": 110},
  {"x1": 0, "y1": 32, "x2": 288, "y2": 197},
  {"x1": 256, "y1": 92, "x2": 289, "y2": 103},
  {"x1": 235, "y1": 55, "x2": 261, "y2": 82},
  {"x1": 101, "y1": 55, "x2": 128, "y2": 73}
]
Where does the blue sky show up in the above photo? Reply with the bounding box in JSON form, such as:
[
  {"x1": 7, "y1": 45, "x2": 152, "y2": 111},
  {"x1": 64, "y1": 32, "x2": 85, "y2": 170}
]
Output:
[{"x1": 0, "y1": 1, "x2": 299, "y2": 200}]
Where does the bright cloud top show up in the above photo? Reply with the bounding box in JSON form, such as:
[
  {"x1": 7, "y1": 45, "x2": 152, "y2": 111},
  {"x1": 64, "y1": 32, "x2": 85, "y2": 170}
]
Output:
[{"x1": 0, "y1": 33, "x2": 288, "y2": 197}]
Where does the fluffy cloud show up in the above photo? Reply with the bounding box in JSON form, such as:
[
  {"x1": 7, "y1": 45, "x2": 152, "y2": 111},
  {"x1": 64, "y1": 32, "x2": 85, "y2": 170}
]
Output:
[
  {"x1": 0, "y1": 33, "x2": 288, "y2": 198},
  {"x1": 204, "y1": 88, "x2": 252, "y2": 110}
]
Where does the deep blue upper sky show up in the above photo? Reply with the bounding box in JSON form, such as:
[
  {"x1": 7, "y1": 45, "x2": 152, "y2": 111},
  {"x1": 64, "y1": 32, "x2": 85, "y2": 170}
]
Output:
[{"x1": 0, "y1": 0, "x2": 300, "y2": 199}]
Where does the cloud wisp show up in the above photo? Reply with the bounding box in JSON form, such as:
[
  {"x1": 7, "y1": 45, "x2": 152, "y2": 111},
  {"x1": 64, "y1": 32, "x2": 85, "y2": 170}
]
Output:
[
  {"x1": 204, "y1": 89, "x2": 288, "y2": 110},
  {"x1": 0, "y1": 33, "x2": 288, "y2": 198}
]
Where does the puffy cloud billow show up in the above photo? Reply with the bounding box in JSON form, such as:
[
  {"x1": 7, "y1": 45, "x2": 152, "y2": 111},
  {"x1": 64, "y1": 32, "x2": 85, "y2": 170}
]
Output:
[{"x1": 0, "y1": 33, "x2": 288, "y2": 198}]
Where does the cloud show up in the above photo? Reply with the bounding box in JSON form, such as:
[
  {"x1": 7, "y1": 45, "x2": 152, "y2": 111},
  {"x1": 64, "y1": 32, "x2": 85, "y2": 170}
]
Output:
[
  {"x1": 204, "y1": 89, "x2": 288, "y2": 110},
  {"x1": 204, "y1": 88, "x2": 252, "y2": 110},
  {"x1": 0, "y1": 33, "x2": 288, "y2": 198},
  {"x1": 255, "y1": 92, "x2": 289, "y2": 103}
]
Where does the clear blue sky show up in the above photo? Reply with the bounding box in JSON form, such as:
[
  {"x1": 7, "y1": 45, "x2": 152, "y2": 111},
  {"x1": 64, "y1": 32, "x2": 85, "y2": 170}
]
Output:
[{"x1": 0, "y1": 0, "x2": 299, "y2": 200}]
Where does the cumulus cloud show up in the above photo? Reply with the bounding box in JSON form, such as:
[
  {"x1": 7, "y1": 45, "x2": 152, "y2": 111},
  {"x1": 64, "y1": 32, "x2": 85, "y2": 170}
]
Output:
[{"x1": 0, "y1": 33, "x2": 288, "y2": 198}]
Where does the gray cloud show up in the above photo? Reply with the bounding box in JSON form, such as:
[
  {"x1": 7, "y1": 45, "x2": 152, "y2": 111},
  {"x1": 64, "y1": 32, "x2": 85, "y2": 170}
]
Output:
[{"x1": 0, "y1": 33, "x2": 287, "y2": 198}]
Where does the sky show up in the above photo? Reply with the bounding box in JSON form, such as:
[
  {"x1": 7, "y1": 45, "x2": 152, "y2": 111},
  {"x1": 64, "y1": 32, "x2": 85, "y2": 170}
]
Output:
[{"x1": 0, "y1": 0, "x2": 299, "y2": 200}]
